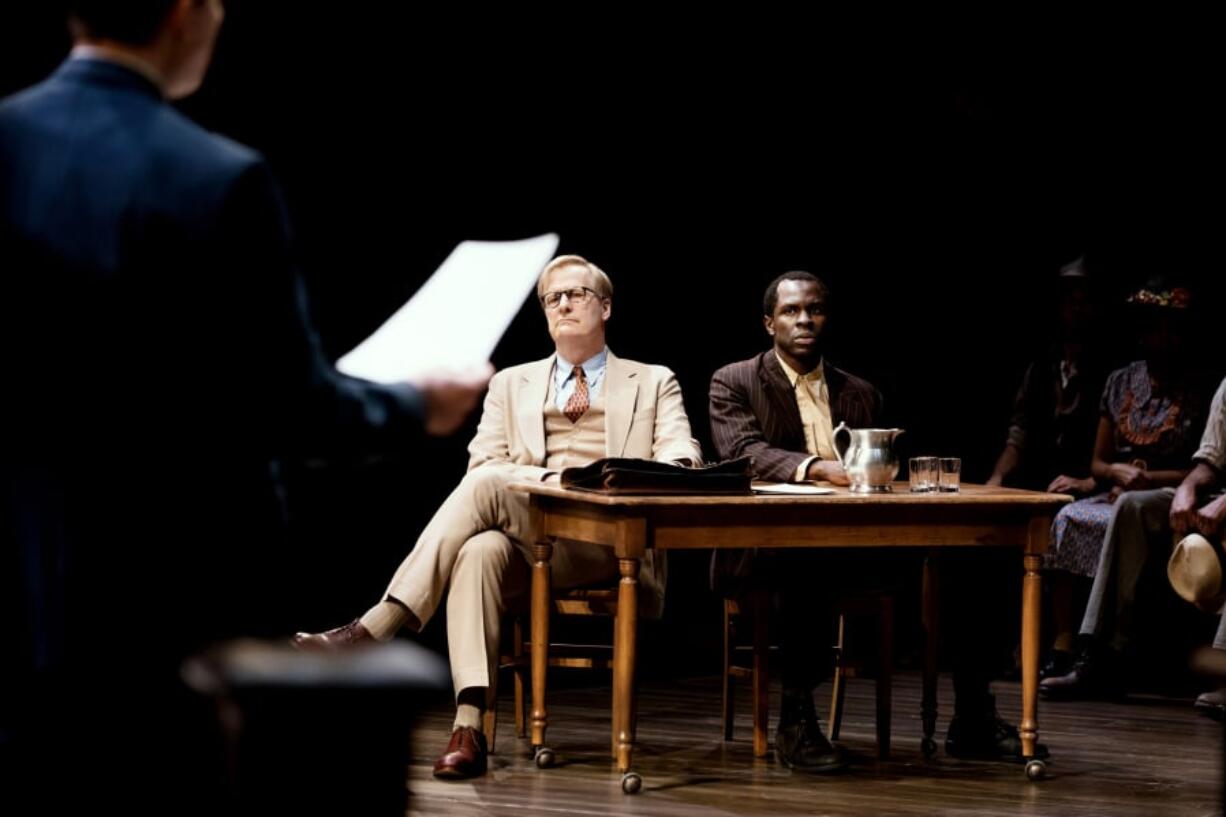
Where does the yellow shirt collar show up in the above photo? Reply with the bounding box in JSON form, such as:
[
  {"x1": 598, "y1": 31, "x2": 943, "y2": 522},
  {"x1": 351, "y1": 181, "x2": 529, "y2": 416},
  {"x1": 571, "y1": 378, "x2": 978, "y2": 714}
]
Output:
[{"x1": 774, "y1": 352, "x2": 825, "y2": 387}]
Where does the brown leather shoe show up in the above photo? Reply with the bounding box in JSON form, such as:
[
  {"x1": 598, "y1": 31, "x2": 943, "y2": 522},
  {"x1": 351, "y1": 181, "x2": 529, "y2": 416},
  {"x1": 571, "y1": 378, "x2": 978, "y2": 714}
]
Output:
[
  {"x1": 290, "y1": 619, "x2": 374, "y2": 651},
  {"x1": 432, "y1": 727, "x2": 488, "y2": 780}
]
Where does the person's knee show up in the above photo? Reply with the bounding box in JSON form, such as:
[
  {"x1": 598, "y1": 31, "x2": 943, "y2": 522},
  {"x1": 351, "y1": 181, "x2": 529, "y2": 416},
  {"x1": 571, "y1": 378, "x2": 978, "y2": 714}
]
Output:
[
  {"x1": 461, "y1": 466, "x2": 510, "y2": 491},
  {"x1": 455, "y1": 530, "x2": 514, "y2": 574},
  {"x1": 458, "y1": 466, "x2": 512, "y2": 504},
  {"x1": 1114, "y1": 490, "x2": 1155, "y2": 520},
  {"x1": 1117, "y1": 489, "x2": 1173, "y2": 530}
]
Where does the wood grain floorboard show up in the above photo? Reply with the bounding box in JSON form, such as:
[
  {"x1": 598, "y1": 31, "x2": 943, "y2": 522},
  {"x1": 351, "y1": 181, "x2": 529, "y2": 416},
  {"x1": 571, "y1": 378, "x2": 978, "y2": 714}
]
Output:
[{"x1": 406, "y1": 671, "x2": 1223, "y2": 816}]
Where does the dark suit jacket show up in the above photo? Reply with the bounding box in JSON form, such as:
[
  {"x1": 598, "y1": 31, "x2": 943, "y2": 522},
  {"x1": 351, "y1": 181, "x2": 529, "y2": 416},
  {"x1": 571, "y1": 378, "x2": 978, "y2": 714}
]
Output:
[
  {"x1": 0, "y1": 58, "x2": 425, "y2": 769},
  {"x1": 707, "y1": 350, "x2": 883, "y2": 594}
]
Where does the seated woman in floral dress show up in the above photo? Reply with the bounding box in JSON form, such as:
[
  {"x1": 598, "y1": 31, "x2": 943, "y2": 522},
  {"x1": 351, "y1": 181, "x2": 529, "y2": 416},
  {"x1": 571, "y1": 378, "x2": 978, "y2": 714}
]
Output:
[{"x1": 1041, "y1": 281, "x2": 1204, "y2": 676}]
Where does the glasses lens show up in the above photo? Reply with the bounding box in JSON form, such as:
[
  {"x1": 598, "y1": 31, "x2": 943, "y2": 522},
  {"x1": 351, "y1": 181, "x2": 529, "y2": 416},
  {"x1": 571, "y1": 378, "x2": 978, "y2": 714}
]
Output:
[{"x1": 545, "y1": 288, "x2": 591, "y2": 308}]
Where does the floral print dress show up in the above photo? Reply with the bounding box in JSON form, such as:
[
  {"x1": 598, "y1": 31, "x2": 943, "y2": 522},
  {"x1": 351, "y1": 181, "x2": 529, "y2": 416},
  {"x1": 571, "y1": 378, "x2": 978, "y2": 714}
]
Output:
[{"x1": 1046, "y1": 360, "x2": 1203, "y2": 576}]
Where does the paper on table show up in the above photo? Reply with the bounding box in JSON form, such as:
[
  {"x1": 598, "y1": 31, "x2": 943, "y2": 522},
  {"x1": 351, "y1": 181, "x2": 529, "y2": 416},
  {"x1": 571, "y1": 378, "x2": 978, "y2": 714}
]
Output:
[
  {"x1": 336, "y1": 233, "x2": 560, "y2": 384},
  {"x1": 751, "y1": 482, "x2": 836, "y2": 495}
]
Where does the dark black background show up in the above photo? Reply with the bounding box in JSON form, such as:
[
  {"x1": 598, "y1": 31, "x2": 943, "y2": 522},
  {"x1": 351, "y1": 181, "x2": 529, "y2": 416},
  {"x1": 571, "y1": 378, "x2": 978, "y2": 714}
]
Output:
[{"x1": 4, "y1": 5, "x2": 1222, "y2": 671}]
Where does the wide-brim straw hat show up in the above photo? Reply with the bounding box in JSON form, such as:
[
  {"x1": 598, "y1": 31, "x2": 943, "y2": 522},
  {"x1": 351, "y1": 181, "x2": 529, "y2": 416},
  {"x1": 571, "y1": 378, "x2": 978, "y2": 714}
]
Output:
[{"x1": 1168, "y1": 532, "x2": 1226, "y2": 614}]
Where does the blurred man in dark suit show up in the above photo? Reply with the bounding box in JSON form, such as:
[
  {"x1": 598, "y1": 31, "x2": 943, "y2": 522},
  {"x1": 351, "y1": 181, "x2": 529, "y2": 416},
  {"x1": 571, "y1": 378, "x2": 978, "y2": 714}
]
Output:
[{"x1": 0, "y1": 1, "x2": 487, "y2": 807}]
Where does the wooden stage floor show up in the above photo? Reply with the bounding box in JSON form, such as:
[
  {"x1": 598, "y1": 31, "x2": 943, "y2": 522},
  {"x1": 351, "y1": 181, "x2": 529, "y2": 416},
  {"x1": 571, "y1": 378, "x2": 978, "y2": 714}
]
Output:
[{"x1": 405, "y1": 671, "x2": 1223, "y2": 816}]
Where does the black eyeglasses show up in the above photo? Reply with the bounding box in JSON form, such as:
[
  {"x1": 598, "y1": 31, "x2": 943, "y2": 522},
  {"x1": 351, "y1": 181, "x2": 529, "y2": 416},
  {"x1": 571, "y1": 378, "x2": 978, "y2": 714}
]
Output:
[{"x1": 541, "y1": 286, "x2": 600, "y2": 310}]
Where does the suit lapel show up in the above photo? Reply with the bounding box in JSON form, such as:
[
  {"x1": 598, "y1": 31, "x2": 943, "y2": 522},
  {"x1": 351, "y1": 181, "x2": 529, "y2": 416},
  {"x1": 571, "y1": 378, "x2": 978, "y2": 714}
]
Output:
[
  {"x1": 604, "y1": 351, "x2": 639, "y2": 457},
  {"x1": 516, "y1": 357, "x2": 552, "y2": 464},
  {"x1": 825, "y1": 363, "x2": 848, "y2": 425},
  {"x1": 759, "y1": 351, "x2": 804, "y2": 444}
]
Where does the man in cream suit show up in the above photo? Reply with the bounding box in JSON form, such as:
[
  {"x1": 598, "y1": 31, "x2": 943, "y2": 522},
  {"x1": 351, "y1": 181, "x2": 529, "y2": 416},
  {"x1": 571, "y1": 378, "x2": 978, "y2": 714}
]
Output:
[{"x1": 294, "y1": 254, "x2": 702, "y2": 779}]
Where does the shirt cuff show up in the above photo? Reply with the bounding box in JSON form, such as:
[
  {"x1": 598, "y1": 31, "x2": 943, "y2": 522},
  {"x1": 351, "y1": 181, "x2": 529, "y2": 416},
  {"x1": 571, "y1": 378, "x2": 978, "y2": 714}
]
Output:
[
  {"x1": 795, "y1": 455, "x2": 819, "y2": 482},
  {"x1": 1194, "y1": 446, "x2": 1226, "y2": 474},
  {"x1": 1006, "y1": 426, "x2": 1026, "y2": 450}
]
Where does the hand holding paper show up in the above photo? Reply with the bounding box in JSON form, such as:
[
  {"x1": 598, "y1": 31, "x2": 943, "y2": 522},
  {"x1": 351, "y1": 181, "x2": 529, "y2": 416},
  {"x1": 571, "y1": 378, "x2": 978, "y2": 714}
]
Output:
[{"x1": 420, "y1": 362, "x2": 495, "y2": 436}]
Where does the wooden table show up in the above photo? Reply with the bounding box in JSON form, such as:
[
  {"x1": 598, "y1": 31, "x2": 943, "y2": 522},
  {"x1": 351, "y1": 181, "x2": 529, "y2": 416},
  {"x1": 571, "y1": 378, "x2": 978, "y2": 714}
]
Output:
[{"x1": 509, "y1": 482, "x2": 1069, "y2": 792}]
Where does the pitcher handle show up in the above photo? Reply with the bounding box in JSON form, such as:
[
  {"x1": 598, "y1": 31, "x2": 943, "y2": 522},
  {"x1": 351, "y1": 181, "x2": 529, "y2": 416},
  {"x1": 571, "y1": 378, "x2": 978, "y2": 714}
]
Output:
[{"x1": 832, "y1": 421, "x2": 850, "y2": 468}]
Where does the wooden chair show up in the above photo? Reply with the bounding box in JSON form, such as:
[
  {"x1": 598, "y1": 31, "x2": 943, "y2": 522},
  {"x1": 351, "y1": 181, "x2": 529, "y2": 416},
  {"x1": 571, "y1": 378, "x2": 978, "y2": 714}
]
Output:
[
  {"x1": 722, "y1": 589, "x2": 895, "y2": 759},
  {"x1": 484, "y1": 587, "x2": 625, "y2": 757}
]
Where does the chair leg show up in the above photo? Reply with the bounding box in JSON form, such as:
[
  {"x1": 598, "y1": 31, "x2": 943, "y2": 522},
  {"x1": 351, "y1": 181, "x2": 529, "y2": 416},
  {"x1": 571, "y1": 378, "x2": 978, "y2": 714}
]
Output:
[
  {"x1": 484, "y1": 677, "x2": 498, "y2": 755},
  {"x1": 829, "y1": 613, "x2": 846, "y2": 741},
  {"x1": 876, "y1": 595, "x2": 894, "y2": 759},
  {"x1": 722, "y1": 599, "x2": 735, "y2": 741},
  {"x1": 751, "y1": 589, "x2": 770, "y2": 758},
  {"x1": 513, "y1": 617, "x2": 527, "y2": 739},
  {"x1": 921, "y1": 553, "x2": 941, "y2": 756}
]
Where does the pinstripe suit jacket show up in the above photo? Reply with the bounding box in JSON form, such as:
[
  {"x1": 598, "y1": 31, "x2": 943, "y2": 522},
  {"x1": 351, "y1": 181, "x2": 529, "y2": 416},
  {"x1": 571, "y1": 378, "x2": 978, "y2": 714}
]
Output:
[
  {"x1": 708, "y1": 350, "x2": 883, "y2": 594},
  {"x1": 710, "y1": 351, "x2": 883, "y2": 479}
]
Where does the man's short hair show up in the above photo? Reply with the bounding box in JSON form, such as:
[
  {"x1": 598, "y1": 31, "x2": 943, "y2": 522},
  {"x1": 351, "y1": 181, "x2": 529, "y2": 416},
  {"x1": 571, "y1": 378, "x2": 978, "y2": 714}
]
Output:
[
  {"x1": 69, "y1": 0, "x2": 179, "y2": 45},
  {"x1": 537, "y1": 255, "x2": 614, "y2": 301},
  {"x1": 762, "y1": 271, "x2": 828, "y2": 316}
]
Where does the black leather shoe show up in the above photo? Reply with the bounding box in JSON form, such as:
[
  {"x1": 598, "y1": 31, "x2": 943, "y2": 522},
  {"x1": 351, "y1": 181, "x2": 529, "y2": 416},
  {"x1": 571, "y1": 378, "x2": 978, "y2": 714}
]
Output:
[
  {"x1": 432, "y1": 727, "x2": 488, "y2": 779},
  {"x1": 945, "y1": 709, "x2": 1050, "y2": 762},
  {"x1": 776, "y1": 708, "x2": 846, "y2": 773},
  {"x1": 1039, "y1": 649, "x2": 1075, "y2": 681},
  {"x1": 1039, "y1": 647, "x2": 1123, "y2": 701},
  {"x1": 290, "y1": 619, "x2": 374, "y2": 651},
  {"x1": 1195, "y1": 689, "x2": 1226, "y2": 721}
]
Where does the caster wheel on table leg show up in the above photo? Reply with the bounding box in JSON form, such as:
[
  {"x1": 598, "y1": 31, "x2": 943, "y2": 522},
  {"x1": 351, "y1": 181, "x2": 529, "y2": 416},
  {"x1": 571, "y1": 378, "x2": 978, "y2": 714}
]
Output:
[
  {"x1": 621, "y1": 772, "x2": 642, "y2": 794},
  {"x1": 1025, "y1": 759, "x2": 1046, "y2": 781},
  {"x1": 533, "y1": 747, "x2": 555, "y2": 769},
  {"x1": 921, "y1": 737, "x2": 937, "y2": 758}
]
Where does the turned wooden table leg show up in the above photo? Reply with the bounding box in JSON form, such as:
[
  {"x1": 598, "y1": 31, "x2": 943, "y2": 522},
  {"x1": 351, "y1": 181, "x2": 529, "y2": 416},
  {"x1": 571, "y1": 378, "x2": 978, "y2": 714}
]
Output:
[
  {"x1": 614, "y1": 557, "x2": 640, "y2": 775},
  {"x1": 530, "y1": 536, "x2": 554, "y2": 754}
]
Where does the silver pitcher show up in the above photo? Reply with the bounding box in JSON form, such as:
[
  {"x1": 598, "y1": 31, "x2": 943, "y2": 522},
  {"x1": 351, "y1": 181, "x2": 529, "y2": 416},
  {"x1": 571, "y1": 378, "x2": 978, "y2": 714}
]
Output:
[{"x1": 832, "y1": 421, "x2": 905, "y2": 493}]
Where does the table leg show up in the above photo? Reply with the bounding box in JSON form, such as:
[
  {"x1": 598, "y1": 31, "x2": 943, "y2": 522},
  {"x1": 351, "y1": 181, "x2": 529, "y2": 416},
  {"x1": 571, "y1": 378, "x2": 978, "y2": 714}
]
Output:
[
  {"x1": 614, "y1": 557, "x2": 639, "y2": 776},
  {"x1": 530, "y1": 537, "x2": 553, "y2": 759},
  {"x1": 1021, "y1": 552, "x2": 1042, "y2": 759}
]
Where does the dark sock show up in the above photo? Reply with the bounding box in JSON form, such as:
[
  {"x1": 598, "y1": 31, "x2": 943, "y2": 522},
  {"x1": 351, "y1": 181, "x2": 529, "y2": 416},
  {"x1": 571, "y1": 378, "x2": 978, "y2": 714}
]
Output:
[{"x1": 780, "y1": 688, "x2": 815, "y2": 725}]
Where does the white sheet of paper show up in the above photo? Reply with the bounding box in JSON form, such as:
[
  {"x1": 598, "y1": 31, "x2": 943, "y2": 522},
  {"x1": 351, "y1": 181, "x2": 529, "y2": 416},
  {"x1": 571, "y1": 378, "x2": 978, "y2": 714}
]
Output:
[
  {"x1": 750, "y1": 482, "x2": 836, "y2": 495},
  {"x1": 336, "y1": 233, "x2": 559, "y2": 384}
]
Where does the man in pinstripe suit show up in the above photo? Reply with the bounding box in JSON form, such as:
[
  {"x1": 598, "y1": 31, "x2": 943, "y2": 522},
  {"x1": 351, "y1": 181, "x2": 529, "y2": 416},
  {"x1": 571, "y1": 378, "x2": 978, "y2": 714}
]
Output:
[
  {"x1": 709, "y1": 271, "x2": 880, "y2": 772},
  {"x1": 710, "y1": 271, "x2": 1041, "y2": 772}
]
